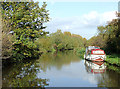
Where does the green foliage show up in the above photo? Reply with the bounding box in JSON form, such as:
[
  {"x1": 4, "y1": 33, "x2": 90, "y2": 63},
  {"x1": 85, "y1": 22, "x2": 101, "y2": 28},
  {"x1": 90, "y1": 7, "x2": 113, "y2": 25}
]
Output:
[
  {"x1": 35, "y1": 36, "x2": 54, "y2": 53},
  {"x1": 86, "y1": 35, "x2": 107, "y2": 49},
  {"x1": 1, "y1": 1, "x2": 50, "y2": 61},
  {"x1": 12, "y1": 40, "x2": 39, "y2": 61},
  {"x1": 74, "y1": 47, "x2": 85, "y2": 58},
  {"x1": 106, "y1": 54, "x2": 120, "y2": 66},
  {"x1": 35, "y1": 30, "x2": 86, "y2": 54},
  {"x1": 74, "y1": 47, "x2": 85, "y2": 54},
  {"x1": 106, "y1": 64, "x2": 120, "y2": 73}
]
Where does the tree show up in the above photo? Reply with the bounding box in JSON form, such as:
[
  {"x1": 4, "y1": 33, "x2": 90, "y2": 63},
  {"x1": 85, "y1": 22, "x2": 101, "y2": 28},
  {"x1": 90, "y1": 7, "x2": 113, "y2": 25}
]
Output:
[
  {"x1": 1, "y1": 1, "x2": 50, "y2": 61},
  {"x1": 1, "y1": 18, "x2": 14, "y2": 59}
]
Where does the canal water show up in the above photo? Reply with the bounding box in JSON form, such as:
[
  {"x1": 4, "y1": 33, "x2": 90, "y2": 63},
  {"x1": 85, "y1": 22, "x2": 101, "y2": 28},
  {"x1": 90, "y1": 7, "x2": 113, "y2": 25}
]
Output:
[{"x1": 2, "y1": 51, "x2": 120, "y2": 87}]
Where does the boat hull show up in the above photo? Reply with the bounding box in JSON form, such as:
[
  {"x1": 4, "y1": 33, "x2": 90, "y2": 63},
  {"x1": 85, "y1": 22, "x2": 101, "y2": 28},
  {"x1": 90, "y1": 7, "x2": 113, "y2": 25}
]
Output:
[{"x1": 84, "y1": 54, "x2": 106, "y2": 62}]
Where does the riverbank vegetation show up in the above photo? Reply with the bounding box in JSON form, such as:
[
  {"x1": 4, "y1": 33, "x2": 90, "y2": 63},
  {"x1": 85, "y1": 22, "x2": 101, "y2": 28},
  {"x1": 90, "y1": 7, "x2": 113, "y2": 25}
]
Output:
[
  {"x1": 106, "y1": 54, "x2": 120, "y2": 66},
  {"x1": 35, "y1": 30, "x2": 86, "y2": 54}
]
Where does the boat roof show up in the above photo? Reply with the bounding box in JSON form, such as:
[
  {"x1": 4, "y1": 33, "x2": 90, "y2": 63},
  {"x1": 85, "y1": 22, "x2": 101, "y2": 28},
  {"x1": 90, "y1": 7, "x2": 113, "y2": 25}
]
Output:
[{"x1": 87, "y1": 46, "x2": 100, "y2": 50}]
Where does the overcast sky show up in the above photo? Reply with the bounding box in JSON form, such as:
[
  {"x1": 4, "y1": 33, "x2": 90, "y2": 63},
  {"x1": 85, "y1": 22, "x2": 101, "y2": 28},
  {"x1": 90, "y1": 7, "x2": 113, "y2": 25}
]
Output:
[{"x1": 38, "y1": 1, "x2": 118, "y2": 39}]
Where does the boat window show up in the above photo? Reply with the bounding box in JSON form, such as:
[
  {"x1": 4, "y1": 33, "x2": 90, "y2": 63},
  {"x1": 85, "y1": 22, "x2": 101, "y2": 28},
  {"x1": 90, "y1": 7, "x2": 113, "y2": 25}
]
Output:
[
  {"x1": 95, "y1": 47, "x2": 100, "y2": 49},
  {"x1": 88, "y1": 46, "x2": 100, "y2": 50}
]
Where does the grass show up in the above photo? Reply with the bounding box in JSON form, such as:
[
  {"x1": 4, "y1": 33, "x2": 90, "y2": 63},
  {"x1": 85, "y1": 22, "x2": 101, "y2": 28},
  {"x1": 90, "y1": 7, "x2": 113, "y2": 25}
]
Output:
[
  {"x1": 105, "y1": 63, "x2": 120, "y2": 73},
  {"x1": 106, "y1": 54, "x2": 120, "y2": 66}
]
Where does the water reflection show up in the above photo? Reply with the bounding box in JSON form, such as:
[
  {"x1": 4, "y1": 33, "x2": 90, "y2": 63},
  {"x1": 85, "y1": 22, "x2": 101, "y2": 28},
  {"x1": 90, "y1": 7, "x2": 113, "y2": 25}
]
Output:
[
  {"x1": 36, "y1": 51, "x2": 82, "y2": 72},
  {"x1": 84, "y1": 60, "x2": 106, "y2": 74},
  {"x1": 2, "y1": 51, "x2": 81, "y2": 87},
  {"x1": 84, "y1": 60, "x2": 120, "y2": 87},
  {"x1": 2, "y1": 60, "x2": 49, "y2": 87},
  {"x1": 2, "y1": 51, "x2": 120, "y2": 87}
]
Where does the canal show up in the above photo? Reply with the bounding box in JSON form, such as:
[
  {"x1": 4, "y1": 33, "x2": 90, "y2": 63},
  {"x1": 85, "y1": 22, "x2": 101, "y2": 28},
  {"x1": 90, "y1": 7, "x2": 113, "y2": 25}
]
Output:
[{"x1": 2, "y1": 51, "x2": 120, "y2": 87}]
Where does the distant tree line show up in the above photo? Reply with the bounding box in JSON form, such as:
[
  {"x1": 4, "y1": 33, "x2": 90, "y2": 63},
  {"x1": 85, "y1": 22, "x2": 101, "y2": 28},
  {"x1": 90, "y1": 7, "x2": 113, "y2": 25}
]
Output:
[{"x1": 35, "y1": 30, "x2": 86, "y2": 54}]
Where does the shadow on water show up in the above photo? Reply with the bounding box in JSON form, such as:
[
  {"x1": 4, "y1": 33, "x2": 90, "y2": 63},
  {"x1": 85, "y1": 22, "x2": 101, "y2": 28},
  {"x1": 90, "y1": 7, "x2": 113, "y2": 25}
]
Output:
[{"x1": 2, "y1": 51, "x2": 120, "y2": 87}]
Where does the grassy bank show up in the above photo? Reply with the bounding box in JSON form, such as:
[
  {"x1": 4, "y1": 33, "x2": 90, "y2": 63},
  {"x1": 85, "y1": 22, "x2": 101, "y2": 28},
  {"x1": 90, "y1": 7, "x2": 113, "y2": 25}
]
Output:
[
  {"x1": 105, "y1": 54, "x2": 120, "y2": 67},
  {"x1": 106, "y1": 63, "x2": 120, "y2": 73}
]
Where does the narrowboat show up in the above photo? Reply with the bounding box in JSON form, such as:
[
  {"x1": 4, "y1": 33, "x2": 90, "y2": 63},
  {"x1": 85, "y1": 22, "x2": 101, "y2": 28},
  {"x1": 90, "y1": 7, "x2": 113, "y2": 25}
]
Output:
[{"x1": 84, "y1": 46, "x2": 106, "y2": 61}]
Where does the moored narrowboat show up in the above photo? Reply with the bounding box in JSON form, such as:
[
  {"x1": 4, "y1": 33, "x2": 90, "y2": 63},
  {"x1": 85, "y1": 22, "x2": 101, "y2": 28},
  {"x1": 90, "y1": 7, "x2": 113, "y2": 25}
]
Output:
[{"x1": 84, "y1": 46, "x2": 106, "y2": 61}]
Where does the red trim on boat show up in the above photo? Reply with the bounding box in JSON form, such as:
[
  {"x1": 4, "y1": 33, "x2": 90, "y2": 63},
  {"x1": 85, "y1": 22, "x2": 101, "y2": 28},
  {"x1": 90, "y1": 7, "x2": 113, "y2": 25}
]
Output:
[
  {"x1": 91, "y1": 49, "x2": 105, "y2": 55},
  {"x1": 92, "y1": 54, "x2": 105, "y2": 55},
  {"x1": 93, "y1": 62, "x2": 104, "y2": 66},
  {"x1": 93, "y1": 58, "x2": 104, "y2": 62}
]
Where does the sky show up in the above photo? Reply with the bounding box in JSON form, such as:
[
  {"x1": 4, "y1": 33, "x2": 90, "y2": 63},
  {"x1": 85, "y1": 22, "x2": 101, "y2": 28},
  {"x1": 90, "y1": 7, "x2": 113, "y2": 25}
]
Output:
[{"x1": 38, "y1": 1, "x2": 118, "y2": 39}]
